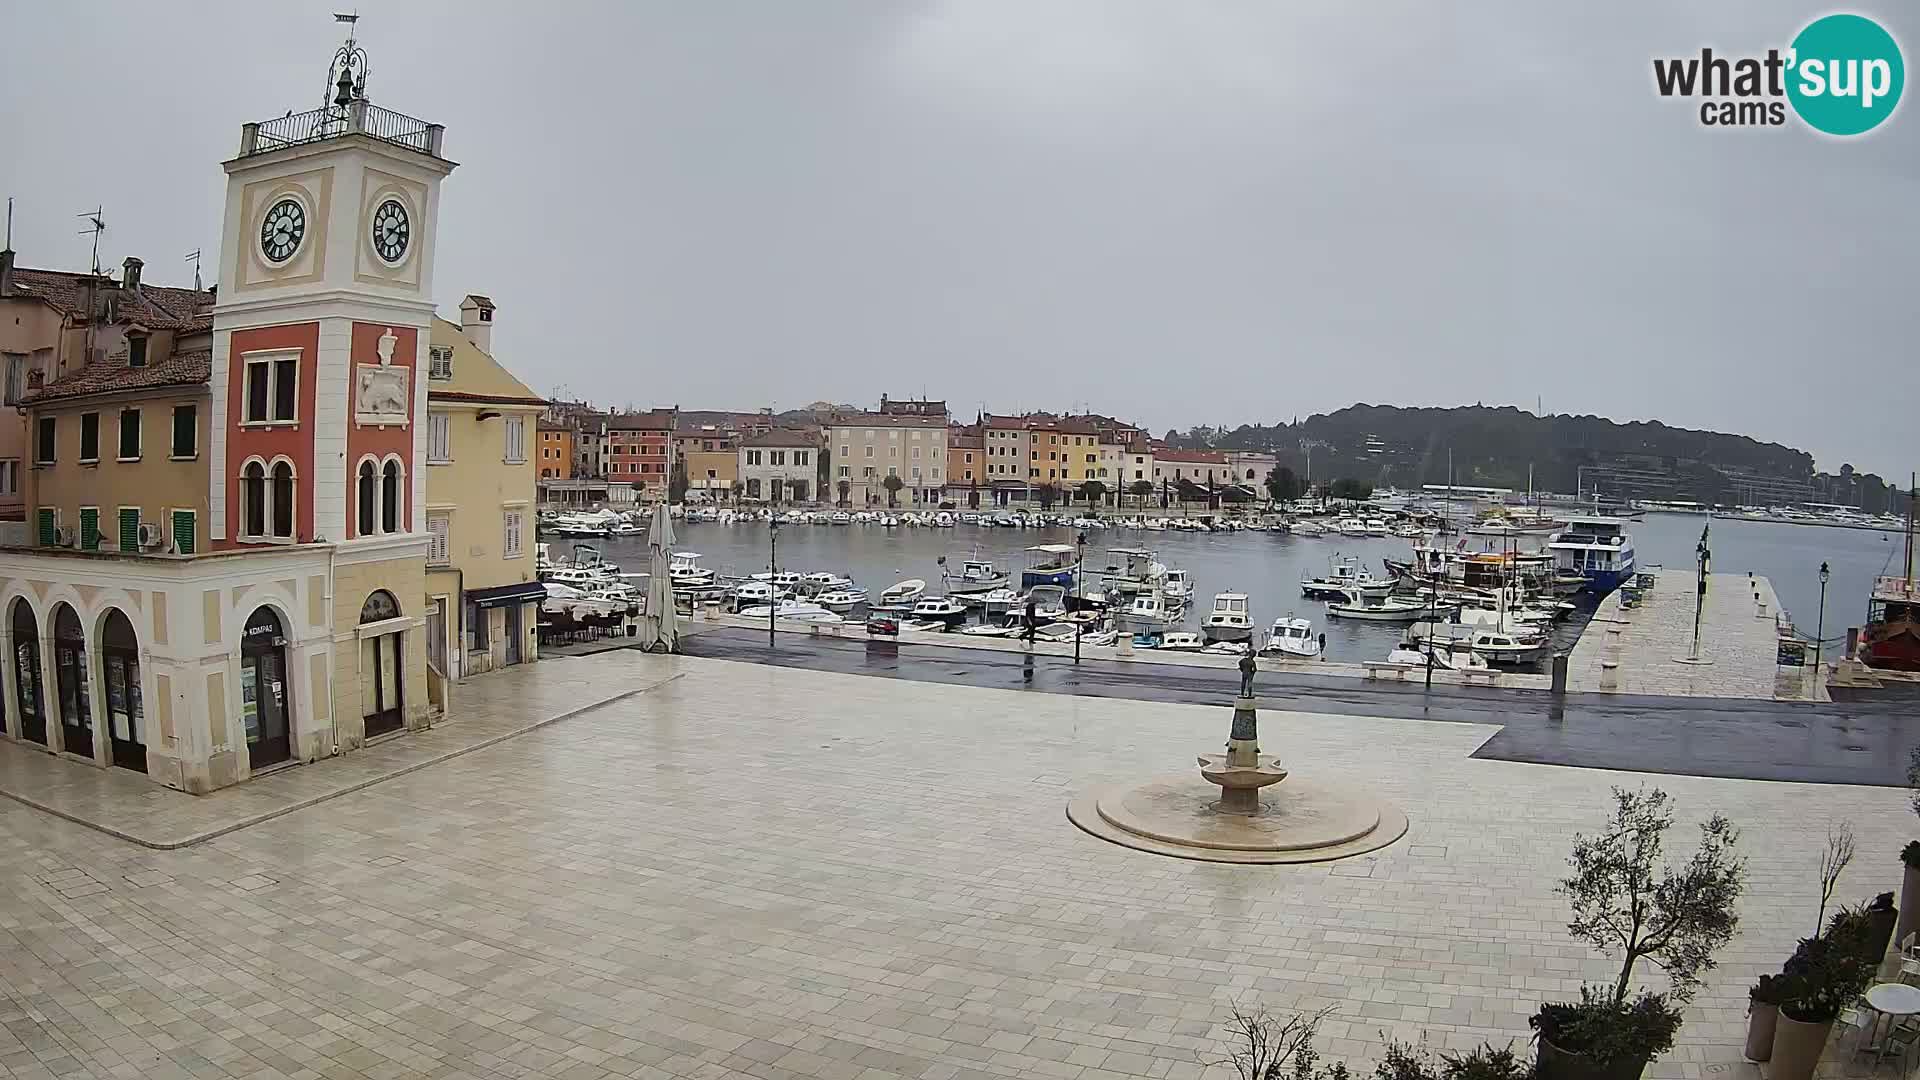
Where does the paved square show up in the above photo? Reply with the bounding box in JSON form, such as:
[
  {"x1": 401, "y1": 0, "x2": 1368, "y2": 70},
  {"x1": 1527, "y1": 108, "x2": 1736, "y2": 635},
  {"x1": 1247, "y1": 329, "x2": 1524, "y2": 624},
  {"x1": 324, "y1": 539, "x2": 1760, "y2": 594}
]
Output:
[{"x1": 0, "y1": 651, "x2": 1907, "y2": 1080}]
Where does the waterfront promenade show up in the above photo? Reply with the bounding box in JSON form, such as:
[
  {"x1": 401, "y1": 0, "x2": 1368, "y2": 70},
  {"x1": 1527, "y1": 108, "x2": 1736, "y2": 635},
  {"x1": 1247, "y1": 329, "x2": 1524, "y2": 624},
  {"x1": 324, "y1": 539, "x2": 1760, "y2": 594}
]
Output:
[
  {"x1": 1566, "y1": 569, "x2": 1800, "y2": 700},
  {"x1": 0, "y1": 647, "x2": 1907, "y2": 1080}
]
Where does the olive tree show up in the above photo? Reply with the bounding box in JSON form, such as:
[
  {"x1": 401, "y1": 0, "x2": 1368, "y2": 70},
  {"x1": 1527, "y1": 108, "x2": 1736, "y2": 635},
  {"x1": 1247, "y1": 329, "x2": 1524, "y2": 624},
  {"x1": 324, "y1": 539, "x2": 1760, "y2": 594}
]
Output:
[{"x1": 1562, "y1": 786, "x2": 1745, "y2": 1006}]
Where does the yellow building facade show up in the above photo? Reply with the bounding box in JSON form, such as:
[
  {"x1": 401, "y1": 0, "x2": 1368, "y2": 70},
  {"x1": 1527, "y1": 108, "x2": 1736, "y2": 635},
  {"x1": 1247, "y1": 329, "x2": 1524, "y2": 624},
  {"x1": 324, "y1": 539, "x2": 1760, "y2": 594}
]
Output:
[{"x1": 425, "y1": 307, "x2": 545, "y2": 683}]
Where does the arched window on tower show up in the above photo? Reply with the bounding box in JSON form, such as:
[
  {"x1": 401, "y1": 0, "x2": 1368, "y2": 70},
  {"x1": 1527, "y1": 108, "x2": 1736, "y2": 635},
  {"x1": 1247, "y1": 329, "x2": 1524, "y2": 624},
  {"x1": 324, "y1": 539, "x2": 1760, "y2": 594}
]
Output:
[
  {"x1": 357, "y1": 460, "x2": 376, "y2": 536},
  {"x1": 381, "y1": 460, "x2": 402, "y2": 533},
  {"x1": 270, "y1": 461, "x2": 294, "y2": 538},
  {"x1": 241, "y1": 461, "x2": 266, "y2": 538}
]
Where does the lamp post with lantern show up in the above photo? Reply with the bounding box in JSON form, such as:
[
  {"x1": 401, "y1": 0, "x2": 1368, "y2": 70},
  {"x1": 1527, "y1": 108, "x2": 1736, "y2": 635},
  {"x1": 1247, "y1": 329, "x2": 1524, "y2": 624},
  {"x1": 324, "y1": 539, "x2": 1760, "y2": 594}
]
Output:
[{"x1": 1814, "y1": 560, "x2": 1830, "y2": 680}]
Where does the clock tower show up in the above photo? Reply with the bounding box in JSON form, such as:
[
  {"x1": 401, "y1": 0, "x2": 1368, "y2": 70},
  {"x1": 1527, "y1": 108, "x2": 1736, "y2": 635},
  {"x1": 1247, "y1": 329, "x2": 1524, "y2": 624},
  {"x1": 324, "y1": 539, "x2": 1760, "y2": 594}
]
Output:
[{"x1": 209, "y1": 18, "x2": 456, "y2": 742}]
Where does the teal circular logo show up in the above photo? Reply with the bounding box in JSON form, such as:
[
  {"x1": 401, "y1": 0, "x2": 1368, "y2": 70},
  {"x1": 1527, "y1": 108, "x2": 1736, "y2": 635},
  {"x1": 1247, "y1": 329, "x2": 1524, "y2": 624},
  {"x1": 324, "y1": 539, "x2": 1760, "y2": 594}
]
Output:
[{"x1": 1787, "y1": 14, "x2": 1904, "y2": 135}]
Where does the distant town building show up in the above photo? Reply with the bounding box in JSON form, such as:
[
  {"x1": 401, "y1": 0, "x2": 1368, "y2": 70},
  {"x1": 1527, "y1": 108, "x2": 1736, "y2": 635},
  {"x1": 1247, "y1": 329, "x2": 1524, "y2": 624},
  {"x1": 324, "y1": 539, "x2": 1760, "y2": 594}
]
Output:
[
  {"x1": 537, "y1": 421, "x2": 573, "y2": 480},
  {"x1": 946, "y1": 425, "x2": 984, "y2": 506},
  {"x1": 738, "y1": 429, "x2": 820, "y2": 503},
  {"x1": 605, "y1": 409, "x2": 677, "y2": 499},
  {"x1": 826, "y1": 413, "x2": 947, "y2": 506}
]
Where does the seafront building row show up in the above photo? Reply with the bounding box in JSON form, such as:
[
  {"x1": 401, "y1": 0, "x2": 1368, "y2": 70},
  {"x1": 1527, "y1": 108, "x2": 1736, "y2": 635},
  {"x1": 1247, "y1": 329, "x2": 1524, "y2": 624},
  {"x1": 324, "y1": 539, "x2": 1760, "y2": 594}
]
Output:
[{"x1": 537, "y1": 396, "x2": 1285, "y2": 510}]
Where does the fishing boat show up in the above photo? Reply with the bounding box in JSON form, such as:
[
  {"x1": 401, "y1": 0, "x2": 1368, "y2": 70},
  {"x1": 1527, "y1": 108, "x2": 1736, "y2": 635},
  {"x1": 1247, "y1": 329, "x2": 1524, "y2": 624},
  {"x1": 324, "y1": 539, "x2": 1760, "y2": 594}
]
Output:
[
  {"x1": 1113, "y1": 589, "x2": 1178, "y2": 634},
  {"x1": 876, "y1": 578, "x2": 927, "y2": 608},
  {"x1": 737, "y1": 601, "x2": 843, "y2": 624},
  {"x1": 1161, "y1": 568, "x2": 1195, "y2": 604},
  {"x1": 1325, "y1": 587, "x2": 1448, "y2": 622},
  {"x1": 1262, "y1": 616, "x2": 1321, "y2": 659},
  {"x1": 939, "y1": 556, "x2": 1011, "y2": 596},
  {"x1": 1301, "y1": 555, "x2": 1394, "y2": 600},
  {"x1": 1020, "y1": 544, "x2": 1080, "y2": 590},
  {"x1": 668, "y1": 552, "x2": 716, "y2": 588},
  {"x1": 814, "y1": 589, "x2": 868, "y2": 613},
  {"x1": 732, "y1": 580, "x2": 788, "y2": 607},
  {"x1": 1862, "y1": 576, "x2": 1920, "y2": 671},
  {"x1": 797, "y1": 571, "x2": 853, "y2": 596},
  {"x1": 1406, "y1": 621, "x2": 1543, "y2": 665},
  {"x1": 1548, "y1": 517, "x2": 1637, "y2": 594},
  {"x1": 974, "y1": 586, "x2": 1022, "y2": 617},
  {"x1": 1021, "y1": 585, "x2": 1070, "y2": 621},
  {"x1": 1201, "y1": 592, "x2": 1254, "y2": 644},
  {"x1": 907, "y1": 596, "x2": 968, "y2": 629}
]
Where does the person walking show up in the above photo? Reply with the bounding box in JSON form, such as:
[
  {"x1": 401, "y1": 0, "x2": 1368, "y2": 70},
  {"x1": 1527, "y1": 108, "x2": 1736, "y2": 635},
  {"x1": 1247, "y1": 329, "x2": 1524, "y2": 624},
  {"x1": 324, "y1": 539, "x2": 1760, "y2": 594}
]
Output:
[{"x1": 1022, "y1": 596, "x2": 1039, "y2": 645}]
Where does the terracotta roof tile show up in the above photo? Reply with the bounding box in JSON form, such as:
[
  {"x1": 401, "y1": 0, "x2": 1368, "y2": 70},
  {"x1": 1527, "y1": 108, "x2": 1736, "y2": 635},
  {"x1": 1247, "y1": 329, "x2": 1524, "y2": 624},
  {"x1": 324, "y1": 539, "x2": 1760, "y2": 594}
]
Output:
[
  {"x1": 26, "y1": 348, "x2": 210, "y2": 404},
  {"x1": 6, "y1": 267, "x2": 212, "y2": 331},
  {"x1": 739, "y1": 428, "x2": 820, "y2": 448}
]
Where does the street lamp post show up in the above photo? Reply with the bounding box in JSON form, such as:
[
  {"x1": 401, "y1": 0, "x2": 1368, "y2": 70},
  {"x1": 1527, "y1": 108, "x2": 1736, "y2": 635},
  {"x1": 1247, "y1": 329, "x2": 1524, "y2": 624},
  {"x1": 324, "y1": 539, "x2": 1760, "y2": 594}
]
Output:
[
  {"x1": 1680, "y1": 523, "x2": 1711, "y2": 664},
  {"x1": 1074, "y1": 529, "x2": 1088, "y2": 664},
  {"x1": 1814, "y1": 560, "x2": 1830, "y2": 678},
  {"x1": 767, "y1": 517, "x2": 780, "y2": 647}
]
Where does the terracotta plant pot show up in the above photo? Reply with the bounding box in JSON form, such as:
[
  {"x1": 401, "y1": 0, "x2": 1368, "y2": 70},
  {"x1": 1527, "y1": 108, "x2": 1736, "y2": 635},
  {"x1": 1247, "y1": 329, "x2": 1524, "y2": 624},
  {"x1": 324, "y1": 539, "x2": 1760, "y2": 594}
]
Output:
[
  {"x1": 1769, "y1": 1013, "x2": 1834, "y2": 1080},
  {"x1": 1745, "y1": 1001, "x2": 1779, "y2": 1061},
  {"x1": 1535, "y1": 1038, "x2": 1650, "y2": 1080},
  {"x1": 1897, "y1": 862, "x2": 1920, "y2": 951}
]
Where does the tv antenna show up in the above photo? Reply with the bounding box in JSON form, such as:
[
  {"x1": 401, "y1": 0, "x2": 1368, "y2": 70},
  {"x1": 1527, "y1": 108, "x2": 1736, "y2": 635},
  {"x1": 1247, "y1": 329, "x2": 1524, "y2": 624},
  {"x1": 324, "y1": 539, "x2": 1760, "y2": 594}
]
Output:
[
  {"x1": 184, "y1": 249, "x2": 203, "y2": 291},
  {"x1": 77, "y1": 207, "x2": 107, "y2": 275}
]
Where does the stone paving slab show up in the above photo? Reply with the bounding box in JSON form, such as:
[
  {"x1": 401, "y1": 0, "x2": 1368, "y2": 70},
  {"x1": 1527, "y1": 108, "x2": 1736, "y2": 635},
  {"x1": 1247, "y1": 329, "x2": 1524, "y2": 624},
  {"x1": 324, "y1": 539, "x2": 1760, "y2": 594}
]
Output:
[
  {"x1": 0, "y1": 654, "x2": 681, "y2": 849},
  {"x1": 0, "y1": 650, "x2": 1908, "y2": 1080},
  {"x1": 1568, "y1": 570, "x2": 1784, "y2": 699}
]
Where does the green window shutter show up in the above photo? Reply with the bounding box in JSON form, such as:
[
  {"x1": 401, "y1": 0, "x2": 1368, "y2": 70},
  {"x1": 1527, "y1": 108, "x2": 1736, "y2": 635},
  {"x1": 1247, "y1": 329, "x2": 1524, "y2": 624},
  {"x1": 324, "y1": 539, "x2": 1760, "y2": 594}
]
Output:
[
  {"x1": 36, "y1": 508, "x2": 55, "y2": 546},
  {"x1": 79, "y1": 508, "x2": 100, "y2": 551},
  {"x1": 119, "y1": 508, "x2": 140, "y2": 551},
  {"x1": 171, "y1": 510, "x2": 196, "y2": 554}
]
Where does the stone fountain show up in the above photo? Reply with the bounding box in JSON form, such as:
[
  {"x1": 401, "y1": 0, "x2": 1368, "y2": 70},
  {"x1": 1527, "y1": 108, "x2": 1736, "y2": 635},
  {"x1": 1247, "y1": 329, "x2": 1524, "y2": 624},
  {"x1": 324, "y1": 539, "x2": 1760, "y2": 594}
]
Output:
[{"x1": 1066, "y1": 653, "x2": 1408, "y2": 864}]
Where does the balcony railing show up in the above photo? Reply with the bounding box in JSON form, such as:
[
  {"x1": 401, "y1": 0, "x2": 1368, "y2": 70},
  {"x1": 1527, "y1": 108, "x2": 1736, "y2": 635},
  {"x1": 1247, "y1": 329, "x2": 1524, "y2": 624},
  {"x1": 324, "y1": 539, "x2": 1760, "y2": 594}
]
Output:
[{"x1": 240, "y1": 101, "x2": 444, "y2": 159}]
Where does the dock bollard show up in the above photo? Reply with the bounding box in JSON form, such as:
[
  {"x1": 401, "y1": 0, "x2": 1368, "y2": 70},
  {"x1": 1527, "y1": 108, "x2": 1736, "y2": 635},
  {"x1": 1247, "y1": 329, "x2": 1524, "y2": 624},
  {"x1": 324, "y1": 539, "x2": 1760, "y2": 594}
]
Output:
[{"x1": 1550, "y1": 652, "x2": 1569, "y2": 694}]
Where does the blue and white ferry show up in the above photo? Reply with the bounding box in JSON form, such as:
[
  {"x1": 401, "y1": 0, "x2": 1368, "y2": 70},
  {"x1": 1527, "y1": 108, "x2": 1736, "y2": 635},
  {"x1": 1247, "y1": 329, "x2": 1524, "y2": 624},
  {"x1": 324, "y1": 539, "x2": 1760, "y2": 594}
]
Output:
[{"x1": 1548, "y1": 517, "x2": 1636, "y2": 594}]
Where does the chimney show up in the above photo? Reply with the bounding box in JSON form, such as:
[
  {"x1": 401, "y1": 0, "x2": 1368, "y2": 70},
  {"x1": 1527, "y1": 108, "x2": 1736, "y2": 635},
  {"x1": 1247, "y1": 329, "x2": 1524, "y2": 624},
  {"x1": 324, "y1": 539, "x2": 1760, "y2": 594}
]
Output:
[
  {"x1": 0, "y1": 248, "x2": 13, "y2": 297},
  {"x1": 122, "y1": 256, "x2": 143, "y2": 293},
  {"x1": 459, "y1": 294, "x2": 495, "y2": 353}
]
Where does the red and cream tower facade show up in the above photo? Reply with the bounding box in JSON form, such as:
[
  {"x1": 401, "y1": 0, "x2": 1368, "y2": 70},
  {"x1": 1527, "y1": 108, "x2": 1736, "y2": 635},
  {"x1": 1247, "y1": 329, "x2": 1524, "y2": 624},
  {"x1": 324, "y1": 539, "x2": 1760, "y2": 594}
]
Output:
[{"x1": 208, "y1": 30, "x2": 452, "y2": 748}]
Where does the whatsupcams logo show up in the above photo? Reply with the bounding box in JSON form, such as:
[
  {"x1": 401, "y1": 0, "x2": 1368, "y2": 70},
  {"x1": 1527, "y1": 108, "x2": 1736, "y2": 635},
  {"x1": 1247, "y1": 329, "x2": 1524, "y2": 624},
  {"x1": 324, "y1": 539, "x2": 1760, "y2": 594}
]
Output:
[{"x1": 1653, "y1": 13, "x2": 1904, "y2": 134}]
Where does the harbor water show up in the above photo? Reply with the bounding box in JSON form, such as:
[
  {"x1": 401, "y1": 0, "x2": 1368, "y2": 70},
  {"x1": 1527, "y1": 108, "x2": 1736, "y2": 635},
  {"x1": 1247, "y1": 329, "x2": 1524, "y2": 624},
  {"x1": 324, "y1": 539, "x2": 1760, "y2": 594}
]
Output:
[{"x1": 561, "y1": 511, "x2": 1899, "y2": 666}]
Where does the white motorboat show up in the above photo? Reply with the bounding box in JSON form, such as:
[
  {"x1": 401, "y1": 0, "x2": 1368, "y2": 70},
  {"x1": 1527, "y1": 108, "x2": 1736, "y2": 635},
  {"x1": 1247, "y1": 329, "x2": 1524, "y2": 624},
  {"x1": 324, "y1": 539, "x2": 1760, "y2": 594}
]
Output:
[
  {"x1": 877, "y1": 578, "x2": 927, "y2": 607},
  {"x1": 960, "y1": 619, "x2": 1017, "y2": 637},
  {"x1": 880, "y1": 515, "x2": 900, "y2": 528},
  {"x1": 1409, "y1": 621, "x2": 1544, "y2": 664},
  {"x1": 1302, "y1": 556, "x2": 1394, "y2": 600},
  {"x1": 1294, "y1": 520, "x2": 1329, "y2": 537},
  {"x1": 1161, "y1": 568, "x2": 1194, "y2": 604},
  {"x1": 933, "y1": 511, "x2": 956, "y2": 527},
  {"x1": 1020, "y1": 584, "x2": 1070, "y2": 621},
  {"x1": 940, "y1": 557, "x2": 1011, "y2": 596},
  {"x1": 1203, "y1": 640, "x2": 1251, "y2": 655},
  {"x1": 733, "y1": 580, "x2": 789, "y2": 606},
  {"x1": 828, "y1": 511, "x2": 852, "y2": 525},
  {"x1": 1032, "y1": 621, "x2": 1080, "y2": 642},
  {"x1": 738, "y1": 601, "x2": 843, "y2": 624},
  {"x1": 1325, "y1": 588, "x2": 1449, "y2": 622},
  {"x1": 1262, "y1": 616, "x2": 1321, "y2": 659},
  {"x1": 1113, "y1": 589, "x2": 1178, "y2": 634},
  {"x1": 814, "y1": 589, "x2": 868, "y2": 613},
  {"x1": 1363, "y1": 517, "x2": 1390, "y2": 537},
  {"x1": 540, "y1": 582, "x2": 625, "y2": 617},
  {"x1": 1020, "y1": 544, "x2": 1080, "y2": 590},
  {"x1": 1338, "y1": 518, "x2": 1370, "y2": 536},
  {"x1": 975, "y1": 587, "x2": 1022, "y2": 616},
  {"x1": 908, "y1": 597, "x2": 968, "y2": 628},
  {"x1": 751, "y1": 570, "x2": 805, "y2": 591},
  {"x1": 668, "y1": 552, "x2": 716, "y2": 588},
  {"x1": 798, "y1": 571, "x2": 853, "y2": 596},
  {"x1": 1202, "y1": 592, "x2": 1254, "y2": 644},
  {"x1": 1156, "y1": 631, "x2": 1206, "y2": 651}
]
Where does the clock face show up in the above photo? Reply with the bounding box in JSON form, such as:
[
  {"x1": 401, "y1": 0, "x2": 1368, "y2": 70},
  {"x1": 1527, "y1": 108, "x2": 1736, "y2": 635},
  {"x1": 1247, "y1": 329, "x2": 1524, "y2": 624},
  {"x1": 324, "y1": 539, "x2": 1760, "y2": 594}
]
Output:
[
  {"x1": 371, "y1": 199, "x2": 410, "y2": 263},
  {"x1": 259, "y1": 199, "x2": 305, "y2": 264}
]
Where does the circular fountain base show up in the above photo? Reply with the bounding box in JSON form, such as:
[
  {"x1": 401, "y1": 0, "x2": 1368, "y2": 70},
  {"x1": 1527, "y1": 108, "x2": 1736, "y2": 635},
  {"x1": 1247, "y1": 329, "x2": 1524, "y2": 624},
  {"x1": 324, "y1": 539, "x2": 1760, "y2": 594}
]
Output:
[{"x1": 1067, "y1": 774, "x2": 1408, "y2": 864}]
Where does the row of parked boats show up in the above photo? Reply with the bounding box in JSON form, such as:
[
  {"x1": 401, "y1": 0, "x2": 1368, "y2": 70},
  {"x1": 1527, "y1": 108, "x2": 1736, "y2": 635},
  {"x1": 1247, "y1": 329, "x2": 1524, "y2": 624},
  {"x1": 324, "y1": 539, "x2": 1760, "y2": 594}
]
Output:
[{"x1": 543, "y1": 505, "x2": 1434, "y2": 539}]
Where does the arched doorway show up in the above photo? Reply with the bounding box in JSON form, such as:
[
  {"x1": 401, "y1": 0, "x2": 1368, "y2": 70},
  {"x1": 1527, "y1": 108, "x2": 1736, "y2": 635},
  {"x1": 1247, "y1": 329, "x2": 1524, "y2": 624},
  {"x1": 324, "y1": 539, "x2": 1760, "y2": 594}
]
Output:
[
  {"x1": 240, "y1": 606, "x2": 292, "y2": 768},
  {"x1": 9, "y1": 599, "x2": 45, "y2": 745},
  {"x1": 360, "y1": 590, "x2": 404, "y2": 738},
  {"x1": 99, "y1": 609, "x2": 146, "y2": 772},
  {"x1": 51, "y1": 604, "x2": 92, "y2": 759}
]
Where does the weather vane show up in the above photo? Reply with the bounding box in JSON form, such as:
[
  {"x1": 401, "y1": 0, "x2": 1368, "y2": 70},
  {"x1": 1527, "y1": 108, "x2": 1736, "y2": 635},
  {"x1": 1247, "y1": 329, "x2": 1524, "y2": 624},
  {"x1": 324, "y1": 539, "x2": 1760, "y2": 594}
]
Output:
[{"x1": 324, "y1": 12, "x2": 370, "y2": 112}]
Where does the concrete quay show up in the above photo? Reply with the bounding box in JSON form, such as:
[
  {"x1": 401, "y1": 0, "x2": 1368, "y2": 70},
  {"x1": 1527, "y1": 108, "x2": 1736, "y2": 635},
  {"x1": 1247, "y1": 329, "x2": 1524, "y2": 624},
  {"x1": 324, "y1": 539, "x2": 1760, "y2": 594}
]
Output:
[{"x1": 1566, "y1": 568, "x2": 1806, "y2": 700}]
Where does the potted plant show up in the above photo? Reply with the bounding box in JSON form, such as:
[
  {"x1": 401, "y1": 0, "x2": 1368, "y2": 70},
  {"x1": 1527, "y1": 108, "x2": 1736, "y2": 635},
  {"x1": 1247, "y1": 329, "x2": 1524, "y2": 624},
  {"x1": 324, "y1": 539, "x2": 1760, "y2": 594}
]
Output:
[
  {"x1": 1531, "y1": 788, "x2": 1745, "y2": 1080},
  {"x1": 1867, "y1": 891, "x2": 1899, "y2": 962},
  {"x1": 1899, "y1": 839, "x2": 1920, "y2": 949},
  {"x1": 1771, "y1": 921, "x2": 1877, "y2": 1080},
  {"x1": 1744, "y1": 974, "x2": 1785, "y2": 1061}
]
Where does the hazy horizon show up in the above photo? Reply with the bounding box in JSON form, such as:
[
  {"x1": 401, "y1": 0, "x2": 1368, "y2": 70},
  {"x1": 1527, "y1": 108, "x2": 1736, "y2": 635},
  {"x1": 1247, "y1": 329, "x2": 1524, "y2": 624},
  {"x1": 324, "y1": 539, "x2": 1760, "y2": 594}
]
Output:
[{"x1": 2, "y1": 2, "x2": 1914, "y2": 476}]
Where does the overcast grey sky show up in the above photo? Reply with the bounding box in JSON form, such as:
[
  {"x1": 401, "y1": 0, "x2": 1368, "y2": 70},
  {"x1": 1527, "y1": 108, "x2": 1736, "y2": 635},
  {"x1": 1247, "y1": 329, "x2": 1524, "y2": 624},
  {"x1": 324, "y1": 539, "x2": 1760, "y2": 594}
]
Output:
[{"x1": 2, "y1": 3, "x2": 1914, "y2": 474}]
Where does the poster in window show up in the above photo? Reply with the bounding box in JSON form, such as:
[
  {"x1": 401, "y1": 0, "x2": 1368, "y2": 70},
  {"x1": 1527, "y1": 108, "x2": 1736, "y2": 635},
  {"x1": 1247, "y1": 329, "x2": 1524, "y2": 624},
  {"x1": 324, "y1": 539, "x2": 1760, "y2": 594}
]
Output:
[{"x1": 241, "y1": 664, "x2": 260, "y2": 742}]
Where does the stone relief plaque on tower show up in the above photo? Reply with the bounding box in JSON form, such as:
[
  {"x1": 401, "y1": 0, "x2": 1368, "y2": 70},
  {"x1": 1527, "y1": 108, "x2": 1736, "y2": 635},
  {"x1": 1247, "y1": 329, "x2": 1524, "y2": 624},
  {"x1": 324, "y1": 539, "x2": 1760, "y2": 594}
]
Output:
[{"x1": 354, "y1": 327, "x2": 410, "y2": 426}]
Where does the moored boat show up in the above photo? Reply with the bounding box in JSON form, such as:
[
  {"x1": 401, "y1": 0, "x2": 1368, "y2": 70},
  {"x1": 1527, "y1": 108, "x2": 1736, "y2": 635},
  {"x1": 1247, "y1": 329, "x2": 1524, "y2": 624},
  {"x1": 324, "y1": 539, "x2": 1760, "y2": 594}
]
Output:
[
  {"x1": 1202, "y1": 592, "x2": 1253, "y2": 644},
  {"x1": 1262, "y1": 616, "x2": 1321, "y2": 658}
]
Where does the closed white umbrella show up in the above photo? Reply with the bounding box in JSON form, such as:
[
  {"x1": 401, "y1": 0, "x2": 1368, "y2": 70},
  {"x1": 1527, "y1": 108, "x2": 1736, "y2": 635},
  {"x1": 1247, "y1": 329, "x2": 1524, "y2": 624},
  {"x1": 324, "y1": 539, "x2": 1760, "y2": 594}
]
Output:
[{"x1": 646, "y1": 502, "x2": 679, "y2": 652}]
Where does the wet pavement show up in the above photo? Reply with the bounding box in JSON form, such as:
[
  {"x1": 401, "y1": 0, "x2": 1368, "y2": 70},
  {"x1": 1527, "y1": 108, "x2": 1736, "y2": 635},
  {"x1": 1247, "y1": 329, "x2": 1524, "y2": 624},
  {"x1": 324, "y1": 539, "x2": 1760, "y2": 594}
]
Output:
[{"x1": 680, "y1": 628, "x2": 1919, "y2": 787}]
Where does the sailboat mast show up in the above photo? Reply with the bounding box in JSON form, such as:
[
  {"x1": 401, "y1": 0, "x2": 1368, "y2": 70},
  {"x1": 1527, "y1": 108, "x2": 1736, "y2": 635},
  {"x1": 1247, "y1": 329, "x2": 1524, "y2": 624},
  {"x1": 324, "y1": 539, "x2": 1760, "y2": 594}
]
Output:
[{"x1": 1907, "y1": 471, "x2": 1916, "y2": 594}]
